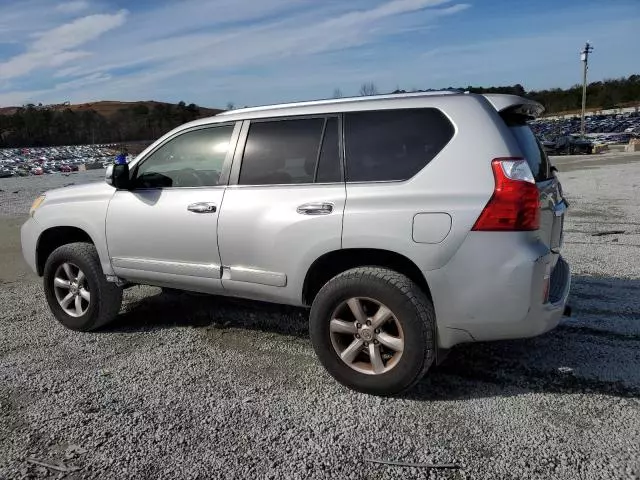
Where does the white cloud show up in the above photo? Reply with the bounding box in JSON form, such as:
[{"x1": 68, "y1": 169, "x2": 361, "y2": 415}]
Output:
[
  {"x1": 54, "y1": 0, "x2": 468, "y2": 93},
  {"x1": 0, "y1": 10, "x2": 127, "y2": 80},
  {"x1": 55, "y1": 72, "x2": 111, "y2": 90},
  {"x1": 0, "y1": 88, "x2": 48, "y2": 106},
  {"x1": 53, "y1": 66, "x2": 84, "y2": 78},
  {"x1": 0, "y1": 0, "x2": 472, "y2": 106},
  {"x1": 436, "y1": 3, "x2": 471, "y2": 15},
  {"x1": 56, "y1": 1, "x2": 90, "y2": 14},
  {"x1": 49, "y1": 50, "x2": 92, "y2": 67},
  {"x1": 32, "y1": 11, "x2": 127, "y2": 52}
]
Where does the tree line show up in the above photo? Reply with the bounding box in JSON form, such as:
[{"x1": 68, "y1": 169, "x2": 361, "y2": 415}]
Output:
[
  {"x1": 0, "y1": 101, "x2": 212, "y2": 148},
  {"x1": 1, "y1": 75, "x2": 638, "y2": 148},
  {"x1": 354, "y1": 74, "x2": 640, "y2": 113}
]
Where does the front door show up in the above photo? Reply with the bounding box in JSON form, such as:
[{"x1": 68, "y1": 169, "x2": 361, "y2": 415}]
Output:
[
  {"x1": 106, "y1": 122, "x2": 239, "y2": 293},
  {"x1": 218, "y1": 116, "x2": 345, "y2": 305}
]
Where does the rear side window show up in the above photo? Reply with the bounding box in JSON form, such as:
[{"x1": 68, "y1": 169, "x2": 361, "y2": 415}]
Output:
[
  {"x1": 502, "y1": 112, "x2": 551, "y2": 182},
  {"x1": 239, "y1": 117, "x2": 340, "y2": 185},
  {"x1": 240, "y1": 118, "x2": 323, "y2": 185},
  {"x1": 344, "y1": 108, "x2": 454, "y2": 182}
]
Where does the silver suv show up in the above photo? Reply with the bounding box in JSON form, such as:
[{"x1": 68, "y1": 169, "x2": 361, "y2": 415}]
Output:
[{"x1": 21, "y1": 92, "x2": 571, "y2": 395}]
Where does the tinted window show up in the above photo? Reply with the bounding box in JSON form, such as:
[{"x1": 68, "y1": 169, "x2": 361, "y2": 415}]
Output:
[
  {"x1": 509, "y1": 125, "x2": 551, "y2": 182},
  {"x1": 239, "y1": 118, "x2": 324, "y2": 185},
  {"x1": 316, "y1": 117, "x2": 341, "y2": 183},
  {"x1": 134, "y1": 126, "x2": 233, "y2": 188},
  {"x1": 344, "y1": 109, "x2": 454, "y2": 182}
]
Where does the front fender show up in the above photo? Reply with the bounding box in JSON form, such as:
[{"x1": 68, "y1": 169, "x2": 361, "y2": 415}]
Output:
[{"x1": 33, "y1": 183, "x2": 115, "y2": 276}]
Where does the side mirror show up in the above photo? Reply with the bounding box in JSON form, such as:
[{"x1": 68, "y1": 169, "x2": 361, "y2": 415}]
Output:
[{"x1": 105, "y1": 163, "x2": 130, "y2": 189}]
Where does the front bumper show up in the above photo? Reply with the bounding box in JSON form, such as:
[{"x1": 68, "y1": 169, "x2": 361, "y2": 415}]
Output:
[{"x1": 21, "y1": 216, "x2": 42, "y2": 275}]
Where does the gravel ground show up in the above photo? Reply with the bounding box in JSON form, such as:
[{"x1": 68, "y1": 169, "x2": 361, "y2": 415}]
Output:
[
  {"x1": 1, "y1": 154, "x2": 639, "y2": 480},
  {"x1": 0, "y1": 170, "x2": 105, "y2": 216}
]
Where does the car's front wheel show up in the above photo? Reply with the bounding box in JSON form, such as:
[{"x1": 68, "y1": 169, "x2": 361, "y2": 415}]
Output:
[
  {"x1": 43, "y1": 242, "x2": 123, "y2": 331},
  {"x1": 309, "y1": 267, "x2": 435, "y2": 396}
]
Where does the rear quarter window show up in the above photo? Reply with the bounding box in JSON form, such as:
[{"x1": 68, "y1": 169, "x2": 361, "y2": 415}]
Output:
[
  {"x1": 344, "y1": 108, "x2": 454, "y2": 182},
  {"x1": 509, "y1": 125, "x2": 552, "y2": 182},
  {"x1": 502, "y1": 112, "x2": 552, "y2": 182}
]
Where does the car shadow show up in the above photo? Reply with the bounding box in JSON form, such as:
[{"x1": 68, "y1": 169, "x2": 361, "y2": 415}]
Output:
[
  {"x1": 105, "y1": 287, "x2": 310, "y2": 337},
  {"x1": 102, "y1": 274, "x2": 640, "y2": 400}
]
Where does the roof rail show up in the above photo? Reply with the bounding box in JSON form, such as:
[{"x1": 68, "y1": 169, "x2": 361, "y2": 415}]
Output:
[{"x1": 217, "y1": 90, "x2": 463, "y2": 116}]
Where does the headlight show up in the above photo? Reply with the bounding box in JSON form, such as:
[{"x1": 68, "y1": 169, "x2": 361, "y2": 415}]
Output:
[{"x1": 29, "y1": 194, "x2": 46, "y2": 216}]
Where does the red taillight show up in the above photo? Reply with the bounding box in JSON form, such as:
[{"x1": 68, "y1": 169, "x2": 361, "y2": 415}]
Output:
[{"x1": 472, "y1": 158, "x2": 540, "y2": 231}]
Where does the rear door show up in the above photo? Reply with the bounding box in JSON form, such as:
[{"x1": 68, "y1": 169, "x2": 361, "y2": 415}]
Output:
[{"x1": 217, "y1": 115, "x2": 345, "y2": 305}]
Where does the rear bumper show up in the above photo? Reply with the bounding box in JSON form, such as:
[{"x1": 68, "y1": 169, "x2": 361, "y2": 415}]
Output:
[
  {"x1": 475, "y1": 257, "x2": 571, "y2": 341},
  {"x1": 425, "y1": 232, "x2": 571, "y2": 348}
]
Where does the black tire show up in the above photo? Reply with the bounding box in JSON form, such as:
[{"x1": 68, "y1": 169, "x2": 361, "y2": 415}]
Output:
[
  {"x1": 43, "y1": 242, "x2": 123, "y2": 331},
  {"x1": 309, "y1": 267, "x2": 435, "y2": 396}
]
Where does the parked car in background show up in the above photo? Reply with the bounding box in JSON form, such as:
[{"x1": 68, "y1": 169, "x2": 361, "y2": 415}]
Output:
[
  {"x1": 542, "y1": 135, "x2": 594, "y2": 155},
  {"x1": 0, "y1": 144, "x2": 116, "y2": 177},
  {"x1": 531, "y1": 110, "x2": 640, "y2": 141},
  {"x1": 21, "y1": 92, "x2": 570, "y2": 395}
]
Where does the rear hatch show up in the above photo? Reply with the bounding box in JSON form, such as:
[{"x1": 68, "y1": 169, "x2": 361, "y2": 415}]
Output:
[{"x1": 485, "y1": 95, "x2": 567, "y2": 262}]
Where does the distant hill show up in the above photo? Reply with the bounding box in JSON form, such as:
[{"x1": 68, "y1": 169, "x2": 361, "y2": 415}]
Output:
[
  {"x1": 0, "y1": 100, "x2": 222, "y2": 117},
  {"x1": 70, "y1": 100, "x2": 221, "y2": 117},
  {"x1": 0, "y1": 100, "x2": 224, "y2": 148}
]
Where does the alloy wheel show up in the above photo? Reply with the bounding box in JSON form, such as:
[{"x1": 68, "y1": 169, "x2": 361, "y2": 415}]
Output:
[
  {"x1": 329, "y1": 297, "x2": 404, "y2": 375},
  {"x1": 53, "y1": 262, "x2": 90, "y2": 318}
]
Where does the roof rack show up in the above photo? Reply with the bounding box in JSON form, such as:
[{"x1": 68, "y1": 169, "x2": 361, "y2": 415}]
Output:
[{"x1": 217, "y1": 90, "x2": 463, "y2": 116}]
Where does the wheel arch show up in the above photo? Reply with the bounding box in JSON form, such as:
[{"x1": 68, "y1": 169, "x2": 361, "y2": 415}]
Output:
[
  {"x1": 36, "y1": 226, "x2": 95, "y2": 276},
  {"x1": 302, "y1": 248, "x2": 432, "y2": 306}
]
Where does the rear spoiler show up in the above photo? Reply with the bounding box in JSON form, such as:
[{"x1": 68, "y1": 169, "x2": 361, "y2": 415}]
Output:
[{"x1": 482, "y1": 94, "x2": 545, "y2": 119}]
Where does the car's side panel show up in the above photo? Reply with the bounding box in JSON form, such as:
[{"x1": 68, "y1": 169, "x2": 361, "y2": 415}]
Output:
[
  {"x1": 218, "y1": 183, "x2": 345, "y2": 305},
  {"x1": 217, "y1": 117, "x2": 346, "y2": 306},
  {"x1": 32, "y1": 182, "x2": 117, "y2": 276},
  {"x1": 103, "y1": 122, "x2": 241, "y2": 291},
  {"x1": 341, "y1": 95, "x2": 523, "y2": 346},
  {"x1": 106, "y1": 186, "x2": 227, "y2": 292}
]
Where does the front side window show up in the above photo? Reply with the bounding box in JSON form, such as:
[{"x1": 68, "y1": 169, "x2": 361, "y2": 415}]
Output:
[
  {"x1": 239, "y1": 117, "x2": 340, "y2": 185},
  {"x1": 344, "y1": 108, "x2": 454, "y2": 182},
  {"x1": 134, "y1": 125, "x2": 234, "y2": 188}
]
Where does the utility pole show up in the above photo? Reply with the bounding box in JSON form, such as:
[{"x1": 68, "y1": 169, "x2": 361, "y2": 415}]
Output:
[{"x1": 580, "y1": 42, "x2": 593, "y2": 139}]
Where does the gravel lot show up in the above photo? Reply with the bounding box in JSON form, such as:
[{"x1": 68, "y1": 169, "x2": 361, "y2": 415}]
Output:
[{"x1": 1, "y1": 154, "x2": 639, "y2": 479}]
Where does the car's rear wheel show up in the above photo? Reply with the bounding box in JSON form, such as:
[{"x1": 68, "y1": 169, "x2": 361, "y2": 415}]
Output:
[
  {"x1": 309, "y1": 267, "x2": 435, "y2": 395},
  {"x1": 43, "y1": 242, "x2": 123, "y2": 331}
]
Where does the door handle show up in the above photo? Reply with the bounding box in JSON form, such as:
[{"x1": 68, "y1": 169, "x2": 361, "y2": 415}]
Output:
[
  {"x1": 187, "y1": 202, "x2": 217, "y2": 213},
  {"x1": 297, "y1": 202, "x2": 334, "y2": 215}
]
